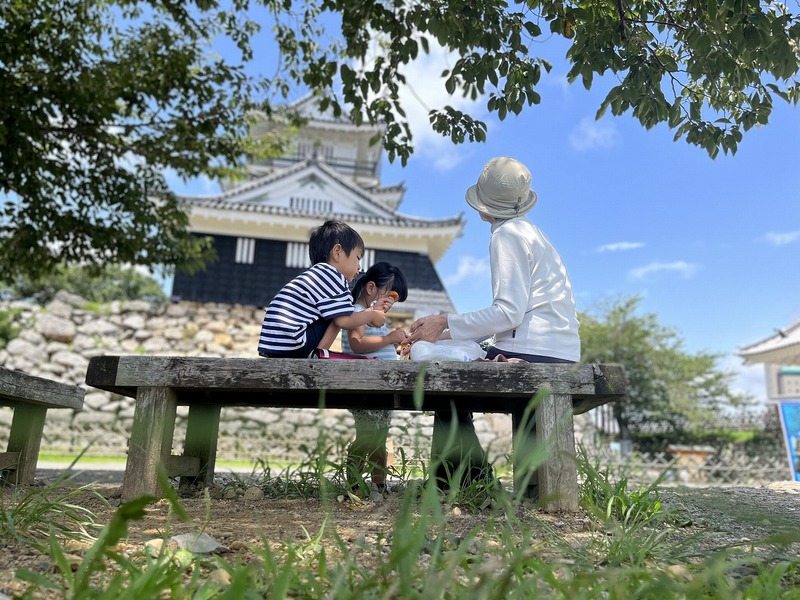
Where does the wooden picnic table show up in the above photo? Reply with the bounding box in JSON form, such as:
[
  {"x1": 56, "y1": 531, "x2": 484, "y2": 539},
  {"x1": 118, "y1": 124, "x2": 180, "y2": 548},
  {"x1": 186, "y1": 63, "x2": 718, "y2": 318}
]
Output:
[{"x1": 85, "y1": 356, "x2": 625, "y2": 511}]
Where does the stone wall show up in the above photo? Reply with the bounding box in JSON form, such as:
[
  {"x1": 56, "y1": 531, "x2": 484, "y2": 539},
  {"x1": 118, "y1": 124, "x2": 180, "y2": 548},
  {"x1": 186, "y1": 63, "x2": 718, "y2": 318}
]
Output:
[{"x1": 0, "y1": 291, "x2": 537, "y2": 466}]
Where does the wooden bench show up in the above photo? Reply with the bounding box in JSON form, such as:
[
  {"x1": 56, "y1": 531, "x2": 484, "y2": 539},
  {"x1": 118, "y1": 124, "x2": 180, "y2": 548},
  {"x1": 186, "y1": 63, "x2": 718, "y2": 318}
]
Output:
[
  {"x1": 85, "y1": 356, "x2": 625, "y2": 511},
  {"x1": 0, "y1": 367, "x2": 86, "y2": 484}
]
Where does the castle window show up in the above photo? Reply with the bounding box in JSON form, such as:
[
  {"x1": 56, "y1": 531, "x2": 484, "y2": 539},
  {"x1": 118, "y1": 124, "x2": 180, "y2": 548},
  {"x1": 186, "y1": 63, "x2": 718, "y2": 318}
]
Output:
[
  {"x1": 362, "y1": 248, "x2": 375, "y2": 270},
  {"x1": 286, "y1": 242, "x2": 311, "y2": 268},
  {"x1": 235, "y1": 238, "x2": 256, "y2": 264},
  {"x1": 289, "y1": 197, "x2": 334, "y2": 213},
  {"x1": 297, "y1": 142, "x2": 313, "y2": 158},
  {"x1": 296, "y1": 142, "x2": 334, "y2": 162}
]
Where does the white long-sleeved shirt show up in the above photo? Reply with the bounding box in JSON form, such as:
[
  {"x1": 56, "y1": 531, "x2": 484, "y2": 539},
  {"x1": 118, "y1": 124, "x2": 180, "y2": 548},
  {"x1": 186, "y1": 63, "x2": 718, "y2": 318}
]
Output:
[{"x1": 447, "y1": 217, "x2": 580, "y2": 361}]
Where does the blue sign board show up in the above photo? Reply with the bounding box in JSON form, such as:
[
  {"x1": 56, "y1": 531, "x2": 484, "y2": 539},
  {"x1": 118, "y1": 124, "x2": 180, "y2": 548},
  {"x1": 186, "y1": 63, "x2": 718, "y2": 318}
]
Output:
[{"x1": 778, "y1": 401, "x2": 800, "y2": 482}]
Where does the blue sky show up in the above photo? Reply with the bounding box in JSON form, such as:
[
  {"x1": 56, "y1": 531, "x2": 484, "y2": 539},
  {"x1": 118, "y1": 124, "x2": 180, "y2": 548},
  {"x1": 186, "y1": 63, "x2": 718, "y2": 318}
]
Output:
[
  {"x1": 378, "y1": 44, "x2": 800, "y2": 406},
  {"x1": 173, "y1": 24, "x2": 799, "y2": 406}
]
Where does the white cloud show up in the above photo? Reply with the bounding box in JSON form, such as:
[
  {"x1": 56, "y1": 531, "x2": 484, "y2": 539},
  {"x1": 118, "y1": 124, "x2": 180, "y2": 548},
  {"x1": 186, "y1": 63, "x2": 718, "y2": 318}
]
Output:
[
  {"x1": 568, "y1": 116, "x2": 620, "y2": 152},
  {"x1": 444, "y1": 255, "x2": 491, "y2": 286},
  {"x1": 547, "y1": 71, "x2": 573, "y2": 96},
  {"x1": 629, "y1": 261, "x2": 699, "y2": 280},
  {"x1": 764, "y1": 230, "x2": 800, "y2": 246},
  {"x1": 595, "y1": 241, "x2": 645, "y2": 253},
  {"x1": 356, "y1": 36, "x2": 485, "y2": 171},
  {"x1": 393, "y1": 47, "x2": 487, "y2": 171}
]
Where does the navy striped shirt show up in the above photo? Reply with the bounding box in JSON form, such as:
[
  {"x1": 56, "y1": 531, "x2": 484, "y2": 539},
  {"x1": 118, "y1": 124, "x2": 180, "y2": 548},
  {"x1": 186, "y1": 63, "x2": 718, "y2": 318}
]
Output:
[{"x1": 258, "y1": 263, "x2": 355, "y2": 354}]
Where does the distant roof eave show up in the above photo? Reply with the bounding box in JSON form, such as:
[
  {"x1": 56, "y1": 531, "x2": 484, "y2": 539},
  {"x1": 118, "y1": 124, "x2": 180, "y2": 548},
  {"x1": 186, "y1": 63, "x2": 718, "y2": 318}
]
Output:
[{"x1": 738, "y1": 319, "x2": 800, "y2": 366}]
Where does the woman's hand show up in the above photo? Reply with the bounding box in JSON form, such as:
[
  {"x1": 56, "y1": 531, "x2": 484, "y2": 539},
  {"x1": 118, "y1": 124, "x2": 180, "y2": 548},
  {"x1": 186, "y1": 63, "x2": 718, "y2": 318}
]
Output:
[{"x1": 406, "y1": 313, "x2": 449, "y2": 344}]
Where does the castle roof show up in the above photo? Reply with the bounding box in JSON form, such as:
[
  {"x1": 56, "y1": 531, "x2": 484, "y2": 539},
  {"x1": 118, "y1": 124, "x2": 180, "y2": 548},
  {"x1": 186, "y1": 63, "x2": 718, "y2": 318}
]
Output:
[{"x1": 178, "y1": 157, "x2": 464, "y2": 263}]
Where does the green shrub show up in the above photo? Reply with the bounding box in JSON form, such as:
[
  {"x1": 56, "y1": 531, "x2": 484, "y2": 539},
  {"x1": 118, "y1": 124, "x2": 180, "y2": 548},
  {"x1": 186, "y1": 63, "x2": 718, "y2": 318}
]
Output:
[
  {"x1": 1, "y1": 264, "x2": 167, "y2": 304},
  {"x1": 0, "y1": 306, "x2": 22, "y2": 350}
]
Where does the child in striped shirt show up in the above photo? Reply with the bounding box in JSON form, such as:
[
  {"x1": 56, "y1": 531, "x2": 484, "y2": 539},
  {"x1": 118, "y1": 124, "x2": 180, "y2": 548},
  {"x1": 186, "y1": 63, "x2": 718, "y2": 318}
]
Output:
[{"x1": 257, "y1": 220, "x2": 388, "y2": 358}]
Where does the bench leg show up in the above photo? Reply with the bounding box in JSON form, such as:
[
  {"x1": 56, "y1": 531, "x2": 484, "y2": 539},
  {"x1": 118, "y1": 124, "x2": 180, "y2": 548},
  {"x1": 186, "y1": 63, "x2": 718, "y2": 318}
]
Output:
[
  {"x1": 2, "y1": 405, "x2": 47, "y2": 485},
  {"x1": 179, "y1": 404, "x2": 221, "y2": 493},
  {"x1": 122, "y1": 387, "x2": 177, "y2": 501},
  {"x1": 537, "y1": 393, "x2": 579, "y2": 512}
]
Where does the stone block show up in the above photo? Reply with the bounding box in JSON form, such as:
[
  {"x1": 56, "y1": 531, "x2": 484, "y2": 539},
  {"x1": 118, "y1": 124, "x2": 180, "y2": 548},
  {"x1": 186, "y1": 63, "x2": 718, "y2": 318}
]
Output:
[
  {"x1": 122, "y1": 315, "x2": 146, "y2": 330},
  {"x1": 77, "y1": 319, "x2": 119, "y2": 336},
  {"x1": 45, "y1": 299, "x2": 74, "y2": 319},
  {"x1": 121, "y1": 300, "x2": 151, "y2": 314},
  {"x1": 51, "y1": 350, "x2": 89, "y2": 371},
  {"x1": 84, "y1": 392, "x2": 111, "y2": 411},
  {"x1": 36, "y1": 313, "x2": 77, "y2": 343},
  {"x1": 4, "y1": 338, "x2": 40, "y2": 361},
  {"x1": 53, "y1": 290, "x2": 88, "y2": 307}
]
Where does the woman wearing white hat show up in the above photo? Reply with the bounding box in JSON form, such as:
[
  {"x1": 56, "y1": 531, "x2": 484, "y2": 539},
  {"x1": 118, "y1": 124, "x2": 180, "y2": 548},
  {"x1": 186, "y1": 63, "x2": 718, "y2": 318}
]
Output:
[{"x1": 405, "y1": 156, "x2": 581, "y2": 491}]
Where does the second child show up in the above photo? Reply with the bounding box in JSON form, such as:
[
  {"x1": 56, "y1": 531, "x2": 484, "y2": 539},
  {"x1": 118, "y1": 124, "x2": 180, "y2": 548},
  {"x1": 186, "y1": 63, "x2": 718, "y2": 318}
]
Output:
[{"x1": 341, "y1": 262, "x2": 409, "y2": 493}]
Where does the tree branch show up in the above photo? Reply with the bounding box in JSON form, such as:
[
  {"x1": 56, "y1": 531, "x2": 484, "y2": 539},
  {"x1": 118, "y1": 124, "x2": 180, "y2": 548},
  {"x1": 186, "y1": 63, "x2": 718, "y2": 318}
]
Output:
[{"x1": 617, "y1": 0, "x2": 628, "y2": 40}]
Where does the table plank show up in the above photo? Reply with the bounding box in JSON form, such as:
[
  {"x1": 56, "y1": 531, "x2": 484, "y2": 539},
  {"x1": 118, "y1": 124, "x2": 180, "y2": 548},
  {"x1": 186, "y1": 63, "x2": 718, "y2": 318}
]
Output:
[
  {"x1": 0, "y1": 367, "x2": 84, "y2": 409},
  {"x1": 86, "y1": 356, "x2": 623, "y2": 410}
]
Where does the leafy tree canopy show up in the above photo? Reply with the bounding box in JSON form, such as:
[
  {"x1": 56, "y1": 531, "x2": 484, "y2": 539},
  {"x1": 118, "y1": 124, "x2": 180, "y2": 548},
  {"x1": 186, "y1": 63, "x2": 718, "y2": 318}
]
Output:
[
  {"x1": 579, "y1": 296, "x2": 753, "y2": 439},
  {"x1": 269, "y1": 0, "x2": 800, "y2": 162},
  {"x1": 2, "y1": 0, "x2": 799, "y2": 281},
  {"x1": 1, "y1": 0, "x2": 285, "y2": 282}
]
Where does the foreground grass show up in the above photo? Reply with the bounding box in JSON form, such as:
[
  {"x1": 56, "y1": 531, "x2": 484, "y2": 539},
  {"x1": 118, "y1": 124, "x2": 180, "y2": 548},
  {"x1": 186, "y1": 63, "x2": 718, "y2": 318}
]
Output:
[
  {"x1": 0, "y1": 470, "x2": 107, "y2": 545},
  {"x1": 3, "y1": 445, "x2": 800, "y2": 600}
]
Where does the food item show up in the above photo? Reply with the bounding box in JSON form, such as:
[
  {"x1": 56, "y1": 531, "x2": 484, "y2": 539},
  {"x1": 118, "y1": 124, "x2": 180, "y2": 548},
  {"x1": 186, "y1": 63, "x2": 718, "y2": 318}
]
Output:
[
  {"x1": 388, "y1": 291, "x2": 399, "y2": 300},
  {"x1": 400, "y1": 343, "x2": 411, "y2": 360}
]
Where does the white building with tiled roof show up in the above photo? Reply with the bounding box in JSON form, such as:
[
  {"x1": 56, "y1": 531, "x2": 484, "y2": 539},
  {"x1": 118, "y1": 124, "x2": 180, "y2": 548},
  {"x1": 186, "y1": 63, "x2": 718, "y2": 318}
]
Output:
[
  {"x1": 739, "y1": 319, "x2": 800, "y2": 400},
  {"x1": 171, "y1": 96, "x2": 464, "y2": 317}
]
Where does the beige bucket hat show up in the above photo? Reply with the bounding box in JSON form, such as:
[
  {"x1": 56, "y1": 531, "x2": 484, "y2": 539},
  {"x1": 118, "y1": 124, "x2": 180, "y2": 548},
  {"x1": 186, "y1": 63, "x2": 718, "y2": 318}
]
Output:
[{"x1": 465, "y1": 156, "x2": 538, "y2": 219}]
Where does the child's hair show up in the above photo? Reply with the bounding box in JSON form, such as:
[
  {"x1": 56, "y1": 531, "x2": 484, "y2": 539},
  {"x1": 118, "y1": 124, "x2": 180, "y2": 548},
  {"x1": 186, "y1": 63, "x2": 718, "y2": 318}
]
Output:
[
  {"x1": 309, "y1": 220, "x2": 365, "y2": 264},
  {"x1": 351, "y1": 261, "x2": 409, "y2": 303}
]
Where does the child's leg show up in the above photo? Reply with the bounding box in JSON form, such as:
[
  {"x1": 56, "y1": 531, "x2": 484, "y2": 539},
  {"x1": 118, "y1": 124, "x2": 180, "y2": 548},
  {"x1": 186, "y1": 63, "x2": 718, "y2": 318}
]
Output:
[
  {"x1": 346, "y1": 429, "x2": 371, "y2": 489},
  {"x1": 347, "y1": 413, "x2": 388, "y2": 490},
  {"x1": 297, "y1": 318, "x2": 334, "y2": 357},
  {"x1": 365, "y1": 427, "x2": 389, "y2": 486},
  {"x1": 316, "y1": 321, "x2": 341, "y2": 350}
]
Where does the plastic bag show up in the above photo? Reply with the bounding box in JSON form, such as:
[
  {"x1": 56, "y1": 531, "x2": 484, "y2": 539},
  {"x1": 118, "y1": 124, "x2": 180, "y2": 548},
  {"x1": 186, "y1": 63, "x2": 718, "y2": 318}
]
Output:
[{"x1": 409, "y1": 340, "x2": 487, "y2": 362}]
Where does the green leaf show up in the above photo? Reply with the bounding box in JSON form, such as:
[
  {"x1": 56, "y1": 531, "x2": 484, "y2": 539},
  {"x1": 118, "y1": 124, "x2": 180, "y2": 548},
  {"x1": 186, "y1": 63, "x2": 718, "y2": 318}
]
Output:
[
  {"x1": 668, "y1": 100, "x2": 683, "y2": 128},
  {"x1": 524, "y1": 22, "x2": 542, "y2": 37},
  {"x1": 420, "y1": 35, "x2": 429, "y2": 54}
]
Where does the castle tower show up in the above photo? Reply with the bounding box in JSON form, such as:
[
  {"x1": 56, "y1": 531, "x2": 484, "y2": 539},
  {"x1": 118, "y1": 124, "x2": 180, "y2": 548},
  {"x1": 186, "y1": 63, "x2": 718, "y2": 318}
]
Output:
[{"x1": 171, "y1": 95, "x2": 464, "y2": 317}]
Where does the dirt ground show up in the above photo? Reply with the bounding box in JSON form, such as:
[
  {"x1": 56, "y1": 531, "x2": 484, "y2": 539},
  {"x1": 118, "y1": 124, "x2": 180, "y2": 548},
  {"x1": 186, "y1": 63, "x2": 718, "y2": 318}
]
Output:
[{"x1": 1, "y1": 471, "x2": 799, "y2": 597}]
